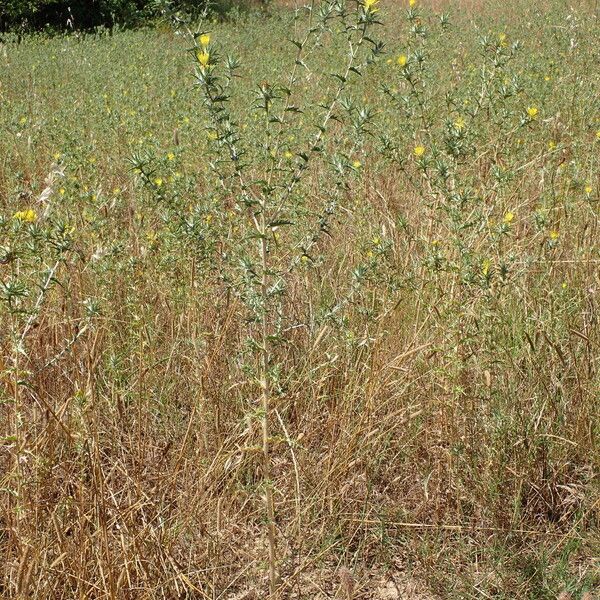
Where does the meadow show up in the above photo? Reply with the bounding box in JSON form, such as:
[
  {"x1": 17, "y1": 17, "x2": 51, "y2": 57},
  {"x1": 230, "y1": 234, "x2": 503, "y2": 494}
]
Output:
[{"x1": 0, "y1": 0, "x2": 599, "y2": 597}]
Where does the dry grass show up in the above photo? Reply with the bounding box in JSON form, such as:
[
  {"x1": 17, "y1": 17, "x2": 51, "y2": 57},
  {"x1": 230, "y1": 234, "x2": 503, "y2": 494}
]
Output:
[{"x1": 1, "y1": 0, "x2": 599, "y2": 598}]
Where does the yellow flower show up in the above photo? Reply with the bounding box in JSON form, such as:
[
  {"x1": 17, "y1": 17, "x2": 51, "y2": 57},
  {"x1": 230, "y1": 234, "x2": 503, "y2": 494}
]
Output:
[
  {"x1": 154, "y1": 178, "x2": 163, "y2": 187},
  {"x1": 549, "y1": 230, "x2": 559, "y2": 240},
  {"x1": 414, "y1": 145, "x2": 426, "y2": 157},
  {"x1": 197, "y1": 50, "x2": 210, "y2": 67},
  {"x1": 548, "y1": 140, "x2": 556, "y2": 150},
  {"x1": 53, "y1": 152, "x2": 61, "y2": 160},
  {"x1": 409, "y1": 0, "x2": 417, "y2": 6},
  {"x1": 596, "y1": 129, "x2": 600, "y2": 140},
  {"x1": 584, "y1": 185, "x2": 592, "y2": 195},
  {"x1": 454, "y1": 116, "x2": 466, "y2": 131},
  {"x1": 397, "y1": 54, "x2": 407, "y2": 67},
  {"x1": 544, "y1": 75, "x2": 551, "y2": 81},
  {"x1": 527, "y1": 106, "x2": 539, "y2": 119},
  {"x1": 167, "y1": 152, "x2": 175, "y2": 161},
  {"x1": 284, "y1": 151, "x2": 293, "y2": 159},
  {"x1": 207, "y1": 131, "x2": 218, "y2": 141},
  {"x1": 353, "y1": 160, "x2": 362, "y2": 169},
  {"x1": 363, "y1": 0, "x2": 379, "y2": 12},
  {"x1": 19, "y1": 116, "x2": 27, "y2": 125},
  {"x1": 503, "y1": 211, "x2": 514, "y2": 224},
  {"x1": 200, "y1": 33, "x2": 210, "y2": 47},
  {"x1": 59, "y1": 188, "x2": 65, "y2": 195},
  {"x1": 13, "y1": 209, "x2": 37, "y2": 223},
  {"x1": 482, "y1": 258, "x2": 491, "y2": 277}
]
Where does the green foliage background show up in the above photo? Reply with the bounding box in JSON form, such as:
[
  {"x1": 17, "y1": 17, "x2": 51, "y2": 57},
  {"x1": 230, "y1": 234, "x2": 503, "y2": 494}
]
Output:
[{"x1": 0, "y1": 0, "x2": 260, "y2": 32}]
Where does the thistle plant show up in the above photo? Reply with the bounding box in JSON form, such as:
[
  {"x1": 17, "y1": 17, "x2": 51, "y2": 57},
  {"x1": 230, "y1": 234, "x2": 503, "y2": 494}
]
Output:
[
  {"x1": 0, "y1": 170, "x2": 77, "y2": 560},
  {"x1": 372, "y1": 0, "x2": 586, "y2": 511},
  {"x1": 133, "y1": 0, "x2": 382, "y2": 591},
  {"x1": 377, "y1": 7, "x2": 528, "y2": 316}
]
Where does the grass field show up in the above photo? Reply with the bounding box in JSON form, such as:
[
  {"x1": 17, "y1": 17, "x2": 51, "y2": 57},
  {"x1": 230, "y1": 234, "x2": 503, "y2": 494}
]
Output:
[{"x1": 1, "y1": 0, "x2": 599, "y2": 597}]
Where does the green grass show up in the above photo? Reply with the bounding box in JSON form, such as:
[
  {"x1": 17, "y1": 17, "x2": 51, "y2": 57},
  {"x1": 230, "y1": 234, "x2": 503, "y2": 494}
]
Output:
[{"x1": 1, "y1": 1, "x2": 599, "y2": 597}]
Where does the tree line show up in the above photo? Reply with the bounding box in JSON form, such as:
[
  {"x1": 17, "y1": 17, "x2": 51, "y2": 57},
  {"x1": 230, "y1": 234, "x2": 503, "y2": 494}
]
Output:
[{"x1": 0, "y1": 0, "x2": 264, "y2": 33}]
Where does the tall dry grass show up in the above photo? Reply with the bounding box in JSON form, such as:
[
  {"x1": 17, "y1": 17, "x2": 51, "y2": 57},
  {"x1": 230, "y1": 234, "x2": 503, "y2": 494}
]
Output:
[{"x1": 1, "y1": 0, "x2": 599, "y2": 598}]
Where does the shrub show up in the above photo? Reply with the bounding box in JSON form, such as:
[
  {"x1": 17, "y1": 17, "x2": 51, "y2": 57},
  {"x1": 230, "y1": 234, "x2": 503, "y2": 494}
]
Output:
[{"x1": 0, "y1": 0, "x2": 263, "y2": 32}]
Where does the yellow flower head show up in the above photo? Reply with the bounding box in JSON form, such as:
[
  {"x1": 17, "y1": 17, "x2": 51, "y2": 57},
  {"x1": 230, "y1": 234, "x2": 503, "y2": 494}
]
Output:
[
  {"x1": 584, "y1": 185, "x2": 592, "y2": 195},
  {"x1": 414, "y1": 145, "x2": 426, "y2": 157},
  {"x1": 503, "y1": 211, "x2": 514, "y2": 224},
  {"x1": 200, "y1": 33, "x2": 210, "y2": 47},
  {"x1": 549, "y1": 230, "x2": 559, "y2": 240},
  {"x1": 284, "y1": 151, "x2": 293, "y2": 159},
  {"x1": 596, "y1": 129, "x2": 600, "y2": 140},
  {"x1": 352, "y1": 160, "x2": 362, "y2": 169},
  {"x1": 397, "y1": 54, "x2": 408, "y2": 67},
  {"x1": 527, "y1": 106, "x2": 539, "y2": 119},
  {"x1": 167, "y1": 152, "x2": 175, "y2": 161},
  {"x1": 548, "y1": 140, "x2": 556, "y2": 150},
  {"x1": 409, "y1": 0, "x2": 417, "y2": 6},
  {"x1": 482, "y1": 258, "x2": 491, "y2": 277},
  {"x1": 19, "y1": 116, "x2": 27, "y2": 125},
  {"x1": 13, "y1": 209, "x2": 37, "y2": 223},
  {"x1": 154, "y1": 178, "x2": 163, "y2": 187},
  {"x1": 196, "y1": 50, "x2": 210, "y2": 67},
  {"x1": 454, "y1": 116, "x2": 466, "y2": 131},
  {"x1": 363, "y1": 0, "x2": 379, "y2": 12}
]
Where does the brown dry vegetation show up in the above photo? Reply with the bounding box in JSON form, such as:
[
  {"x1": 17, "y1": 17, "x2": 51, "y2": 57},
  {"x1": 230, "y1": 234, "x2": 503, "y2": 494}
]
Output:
[{"x1": 1, "y1": 0, "x2": 599, "y2": 598}]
